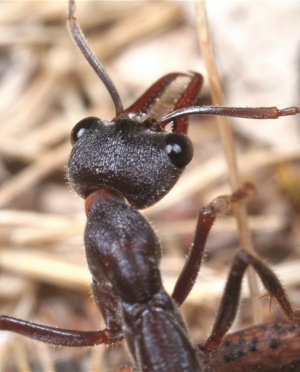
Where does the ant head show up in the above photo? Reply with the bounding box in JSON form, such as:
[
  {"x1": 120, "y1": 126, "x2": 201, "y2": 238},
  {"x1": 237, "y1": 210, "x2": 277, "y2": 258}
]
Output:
[
  {"x1": 67, "y1": 1, "x2": 201, "y2": 208},
  {"x1": 67, "y1": 115, "x2": 193, "y2": 209}
]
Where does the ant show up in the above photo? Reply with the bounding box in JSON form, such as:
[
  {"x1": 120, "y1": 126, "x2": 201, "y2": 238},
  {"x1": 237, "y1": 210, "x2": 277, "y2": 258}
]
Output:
[{"x1": 1, "y1": 1, "x2": 300, "y2": 370}]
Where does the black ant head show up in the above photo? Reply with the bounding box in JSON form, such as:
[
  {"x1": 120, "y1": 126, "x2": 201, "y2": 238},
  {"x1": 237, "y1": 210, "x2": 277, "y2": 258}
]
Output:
[
  {"x1": 67, "y1": 116, "x2": 193, "y2": 209},
  {"x1": 67, "y1": 1, "x2": 200, "y2": 209}
]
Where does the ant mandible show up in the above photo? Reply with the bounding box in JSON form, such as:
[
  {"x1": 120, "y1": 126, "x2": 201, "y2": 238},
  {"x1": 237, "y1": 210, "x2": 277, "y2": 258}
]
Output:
[{"x1": 1, "y1": 1, "x2": 300, "y2": 371}]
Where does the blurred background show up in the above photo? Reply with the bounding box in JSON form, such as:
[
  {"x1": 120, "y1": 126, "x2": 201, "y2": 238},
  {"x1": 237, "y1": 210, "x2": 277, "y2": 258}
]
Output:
[{"x1": 0, "y1": 1, "x2": 300, "y2": 371}]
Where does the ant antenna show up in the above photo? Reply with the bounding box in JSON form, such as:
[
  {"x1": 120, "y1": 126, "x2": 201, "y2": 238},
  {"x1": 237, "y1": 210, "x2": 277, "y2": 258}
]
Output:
[
  {"x1": 67, "y1": 0, "x2": 124, "y2": 116},
  {"x1": 158, "y1": 105, "x2": 300, "y2": 126}
]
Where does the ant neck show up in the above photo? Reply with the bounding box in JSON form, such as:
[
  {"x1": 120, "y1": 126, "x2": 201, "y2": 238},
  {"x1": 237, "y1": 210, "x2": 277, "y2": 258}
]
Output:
[{"x1": 85, "y1": 187, "x2": 125, "y2": 215}]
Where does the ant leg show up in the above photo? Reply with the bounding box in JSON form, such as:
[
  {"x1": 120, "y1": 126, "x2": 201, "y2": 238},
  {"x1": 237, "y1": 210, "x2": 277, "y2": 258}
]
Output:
[
  {"x1": 172, "y1": 183, "x2": 254, "y2": 306},
  {"x1": 91, "y1": 279, "x2": 123, "y2": 334},
  {"x1": 171, "y1": 199, "x2": 218, "y2": 306},
  {"x1": 202, "y1": 250, "x2": 295, "y2": 353},
  {"x1": 0, "y1": 278, "x2": 123, "y2": 347},
  {"x1": 0, "y1": 316, "x2": 122, "y2": 346}
]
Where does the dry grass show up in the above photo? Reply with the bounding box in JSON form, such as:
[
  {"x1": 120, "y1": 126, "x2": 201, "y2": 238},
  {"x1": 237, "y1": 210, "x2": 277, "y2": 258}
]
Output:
[{"x1": 0, "y1": 1, "x2": 300, "y2": 371}]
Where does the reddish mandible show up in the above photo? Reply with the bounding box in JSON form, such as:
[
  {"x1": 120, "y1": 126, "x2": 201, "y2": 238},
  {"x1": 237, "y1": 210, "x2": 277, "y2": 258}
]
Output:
[{"x1": 1, "y1": 1, "x2": 300, "y2": 371}]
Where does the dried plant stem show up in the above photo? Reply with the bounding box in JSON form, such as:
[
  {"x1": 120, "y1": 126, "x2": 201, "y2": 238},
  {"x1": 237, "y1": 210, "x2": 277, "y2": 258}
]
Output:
[
  {"x1": 195, "y1": 1, "x2": 263, "y2": 324},
  {"x1": 0, "y1": 141, "x2": 70, "y2": 207},
  {"x1": 12, "y1": 340, "x2": 31, "y2": 372}
]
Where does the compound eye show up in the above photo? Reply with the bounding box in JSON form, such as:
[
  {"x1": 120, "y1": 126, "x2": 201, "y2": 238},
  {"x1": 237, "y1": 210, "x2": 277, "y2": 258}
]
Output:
[
  {"x1": 70, "y1": 117, "x2": 99, "y2": 145},
  {"x1": 165, "y1": 133, "x2": 194, "y2": 168}
]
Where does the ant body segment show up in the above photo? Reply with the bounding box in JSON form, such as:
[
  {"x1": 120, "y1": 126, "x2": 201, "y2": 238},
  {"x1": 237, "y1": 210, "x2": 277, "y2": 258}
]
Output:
[{"x1": 1, "y1": 1, "x2": 300, "y2": 370}]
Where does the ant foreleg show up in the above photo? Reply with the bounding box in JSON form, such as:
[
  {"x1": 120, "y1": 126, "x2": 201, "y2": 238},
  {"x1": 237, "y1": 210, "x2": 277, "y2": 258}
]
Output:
[
  {"x1": 172, "y1": 183, "x2": 254, "y2": 306},
  {"x1": 0, "y1": 315, "x2": 122, "y2": 346},
  {"x1": 0, "y1": 268, "x2": 124, "y2": 348},
  {"x1": 0, "y1": 261, "x2": 124, "y2": 347},
  {"x1": 202, "y1": 250, "x2": 295, "y2": 353},
  {"x1": 91, "y1": 279, "x2": 123, "y2": 334}
]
